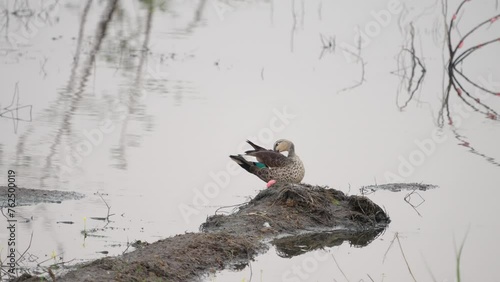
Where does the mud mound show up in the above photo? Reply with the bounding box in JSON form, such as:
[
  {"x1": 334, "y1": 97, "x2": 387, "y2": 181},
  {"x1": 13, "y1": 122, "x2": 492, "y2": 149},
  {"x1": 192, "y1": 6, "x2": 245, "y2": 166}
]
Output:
[
  {"x1": 16, "y1": 183, "x2": 389, "y2": 282},
  {"x1": 202, "y1": 183, "x2": 389, "y2": 234}
]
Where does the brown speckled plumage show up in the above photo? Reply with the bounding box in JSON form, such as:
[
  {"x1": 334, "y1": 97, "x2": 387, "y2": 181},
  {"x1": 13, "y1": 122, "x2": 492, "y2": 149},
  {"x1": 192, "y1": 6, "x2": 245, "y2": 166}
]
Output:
[{"x1": 229, "y1": 139, "x2": 305, "y2": 183}]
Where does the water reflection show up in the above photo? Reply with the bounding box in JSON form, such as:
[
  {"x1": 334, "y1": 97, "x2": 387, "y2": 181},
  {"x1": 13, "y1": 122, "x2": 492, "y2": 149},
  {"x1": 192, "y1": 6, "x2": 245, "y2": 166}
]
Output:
[
  {"x1": 272, "y1": 229, "x2": 386, "y2": 258},
  {"x1": 360, "y1": 183, "x2": 436, "y2": 217},
  {"x1": 39, "y1": 0, "x2": 119, "y2": 186},
  {"x1": 3, "y1": 0, "x2": 168, "y2": 186},
  {"x1": 111, "y1": 0, "x2": 154, "y2": 169},
  {"x1": 394, "y1": 22, "x2": 426, "y2": 110},
  {"x1": 0, "y1": 0, "x2": 499, "y2": 280},
  {"x1": 439, "y1": 1, "x2": 500, "y2": 126},
  {"x1": 0, "y1": 0, "x2": 60, "y2": 55},
  {"x1": 393, "y1": 0, "x2": 500, "y2": 171},
  {"x1": 188, "y1": 0, "x2": 207, "y2": 33},
  {"x1": 67, "y1": 0, "x2": 93, "y2": 92},
  {"x1": 3, "y1": 0, "x2": 209, "y2": 186},
  {"x1": 453, "y1": 130, "x2": 500, "y2": 167},
  {"x1": 0, "y1": 83, "x2": 33, "y2": 134}
]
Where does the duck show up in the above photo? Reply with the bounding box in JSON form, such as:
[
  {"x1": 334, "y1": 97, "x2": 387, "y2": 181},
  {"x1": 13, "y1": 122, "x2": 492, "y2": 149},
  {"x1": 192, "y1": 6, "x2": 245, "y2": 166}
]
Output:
[{"x1": 229, "y1": 139, "x2": 305, "y2": 184}]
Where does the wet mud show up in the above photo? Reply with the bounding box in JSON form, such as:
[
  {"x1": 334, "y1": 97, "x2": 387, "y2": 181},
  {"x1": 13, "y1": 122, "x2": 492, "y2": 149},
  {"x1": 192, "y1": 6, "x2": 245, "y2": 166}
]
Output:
[
  {"x1": 15, "y1": 183, "x2": 390, "y2": 282},
  {"x1": 0, "y1": 186, "x2": 84, "y2": 206}
]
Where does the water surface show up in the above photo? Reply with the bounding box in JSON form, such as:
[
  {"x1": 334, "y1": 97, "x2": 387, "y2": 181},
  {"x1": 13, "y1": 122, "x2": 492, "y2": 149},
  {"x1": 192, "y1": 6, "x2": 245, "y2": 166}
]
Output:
[{"x1": 1, "y1": 0, "x2": 499, "y2": 281}]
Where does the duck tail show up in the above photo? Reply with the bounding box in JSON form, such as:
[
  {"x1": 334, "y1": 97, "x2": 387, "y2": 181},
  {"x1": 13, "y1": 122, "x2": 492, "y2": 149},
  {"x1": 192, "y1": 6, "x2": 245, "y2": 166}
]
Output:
[
  {"x1": 229, "y1": 154, "x2": 270, "y2": 183},
  {"x1": 229, "y1": 155, "x2": 253, "y2": 173}
]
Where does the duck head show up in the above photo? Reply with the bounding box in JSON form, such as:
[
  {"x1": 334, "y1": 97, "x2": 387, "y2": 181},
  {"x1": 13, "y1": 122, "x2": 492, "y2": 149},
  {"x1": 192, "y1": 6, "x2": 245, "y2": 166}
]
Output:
[{"x1": 273, "y1": 139, "x2": 296, "y2": 157}]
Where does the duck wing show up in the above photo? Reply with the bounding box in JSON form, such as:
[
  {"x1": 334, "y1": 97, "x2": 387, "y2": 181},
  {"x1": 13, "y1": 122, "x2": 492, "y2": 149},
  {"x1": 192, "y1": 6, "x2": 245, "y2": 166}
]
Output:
[
  {"x1": 229, "y1": 155, "x2": 273, "y2": 182},
  {"x1": 244, "y1": 150, "x2": 292, "y2": 168},
  {"x1": 246, "y1": 140, "x2": 269, "y2": 151}
]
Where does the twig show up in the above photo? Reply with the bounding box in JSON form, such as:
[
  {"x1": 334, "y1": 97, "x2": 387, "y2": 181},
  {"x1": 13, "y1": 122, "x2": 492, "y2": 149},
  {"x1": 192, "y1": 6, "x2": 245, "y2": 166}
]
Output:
[
  {"x1": 214, "y1": 201, "x2": 249, "y2": 215},
  {"x1": 337, "y1": 37, "x2": 366, "y2": 94},
  {"x1": 452, "y1": 129, "x2": 500, "y2": 168},
  {"x1": 407, "y1": 23, "x2": 417, "y2": 93},
  {"x1": 122, "y1": 238, "x2": 131, "y2": 255},
  {"x1": 0, "y1": 83, "x2": 33, "y2": 134},
  {"x1": 46, "y1": 258, "x2": 76, "y2": 268},
  {"x1": 451, "y1": 74, "x2": 498, "y2": 117},
  {"x1": 394, "y1": 22, "x2": 427, "y2": 110},
  {"x1": 382, "y1": 233, "x2": 397, "y2": 263},
  {"x1": 452, "y1": 66, "x2": 498, "y2": 95},
  {"x1": 439, "y1": 0, "x2": 500, "y2": 125},
  {"x1": 331, "y1": 254, "x2": 349, "y2": 282},
  {"x1": 290, "y1": 0, "x2": 297, "y2": 52},
  {"x1": 403, "y1": 187, "x2": 424, "y2": 217},
  {"x1": 398, "y1": 49, "x2": 426, "y2": 110},
  {"x1": 247, "y1": 249, "x2": 253, "y2": 282},
  {"x1": 319, "y1": 33, "x2": 335, "y2": 59},
  {"x1": 36, "y1": 251, "x2": 63, "y2": 266},
  {"x1": 96, "y1": 191, "x2": 113, "y2": 221},
  {"x1": 317, "y1": 1, "x2": 322, "y2": 21},
  {"x1": 422, "y1": 255, "x2": 439, "y2": 282},
  {"x1": 396, "y1": 233, "x2": 417, "y2": 282},
  {"x1": 0, "y1": 204, "x2": 9, "y2": 220},
  {"x1": 48, "y1": 267, "x2": 56, "y2": 281},
  {"x1": 17, "y1": 232, "x2": 34, "y2": 266}
]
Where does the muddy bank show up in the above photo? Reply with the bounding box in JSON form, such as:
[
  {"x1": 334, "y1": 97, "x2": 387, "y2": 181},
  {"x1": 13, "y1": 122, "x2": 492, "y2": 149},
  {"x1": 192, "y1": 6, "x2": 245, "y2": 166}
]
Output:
[
  {"x1": 16, "y1": 183, "x2": 389, "y2": 282},
  {"x1": 58, "y1": 233, "x2": 264, "y2": 282},
  {"x1": 0, "y1": 186, "x2": 84, "y2": 206},
  {"x1": 202, "y1": 183, "x2": 389, "y2": 235}
]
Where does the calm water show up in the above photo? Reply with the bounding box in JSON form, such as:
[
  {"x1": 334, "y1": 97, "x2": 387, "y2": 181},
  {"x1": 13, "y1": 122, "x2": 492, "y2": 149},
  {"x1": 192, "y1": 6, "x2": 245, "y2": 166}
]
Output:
[{"x1": 1, "y1": 0, "x2": 500, "y2": 281}]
